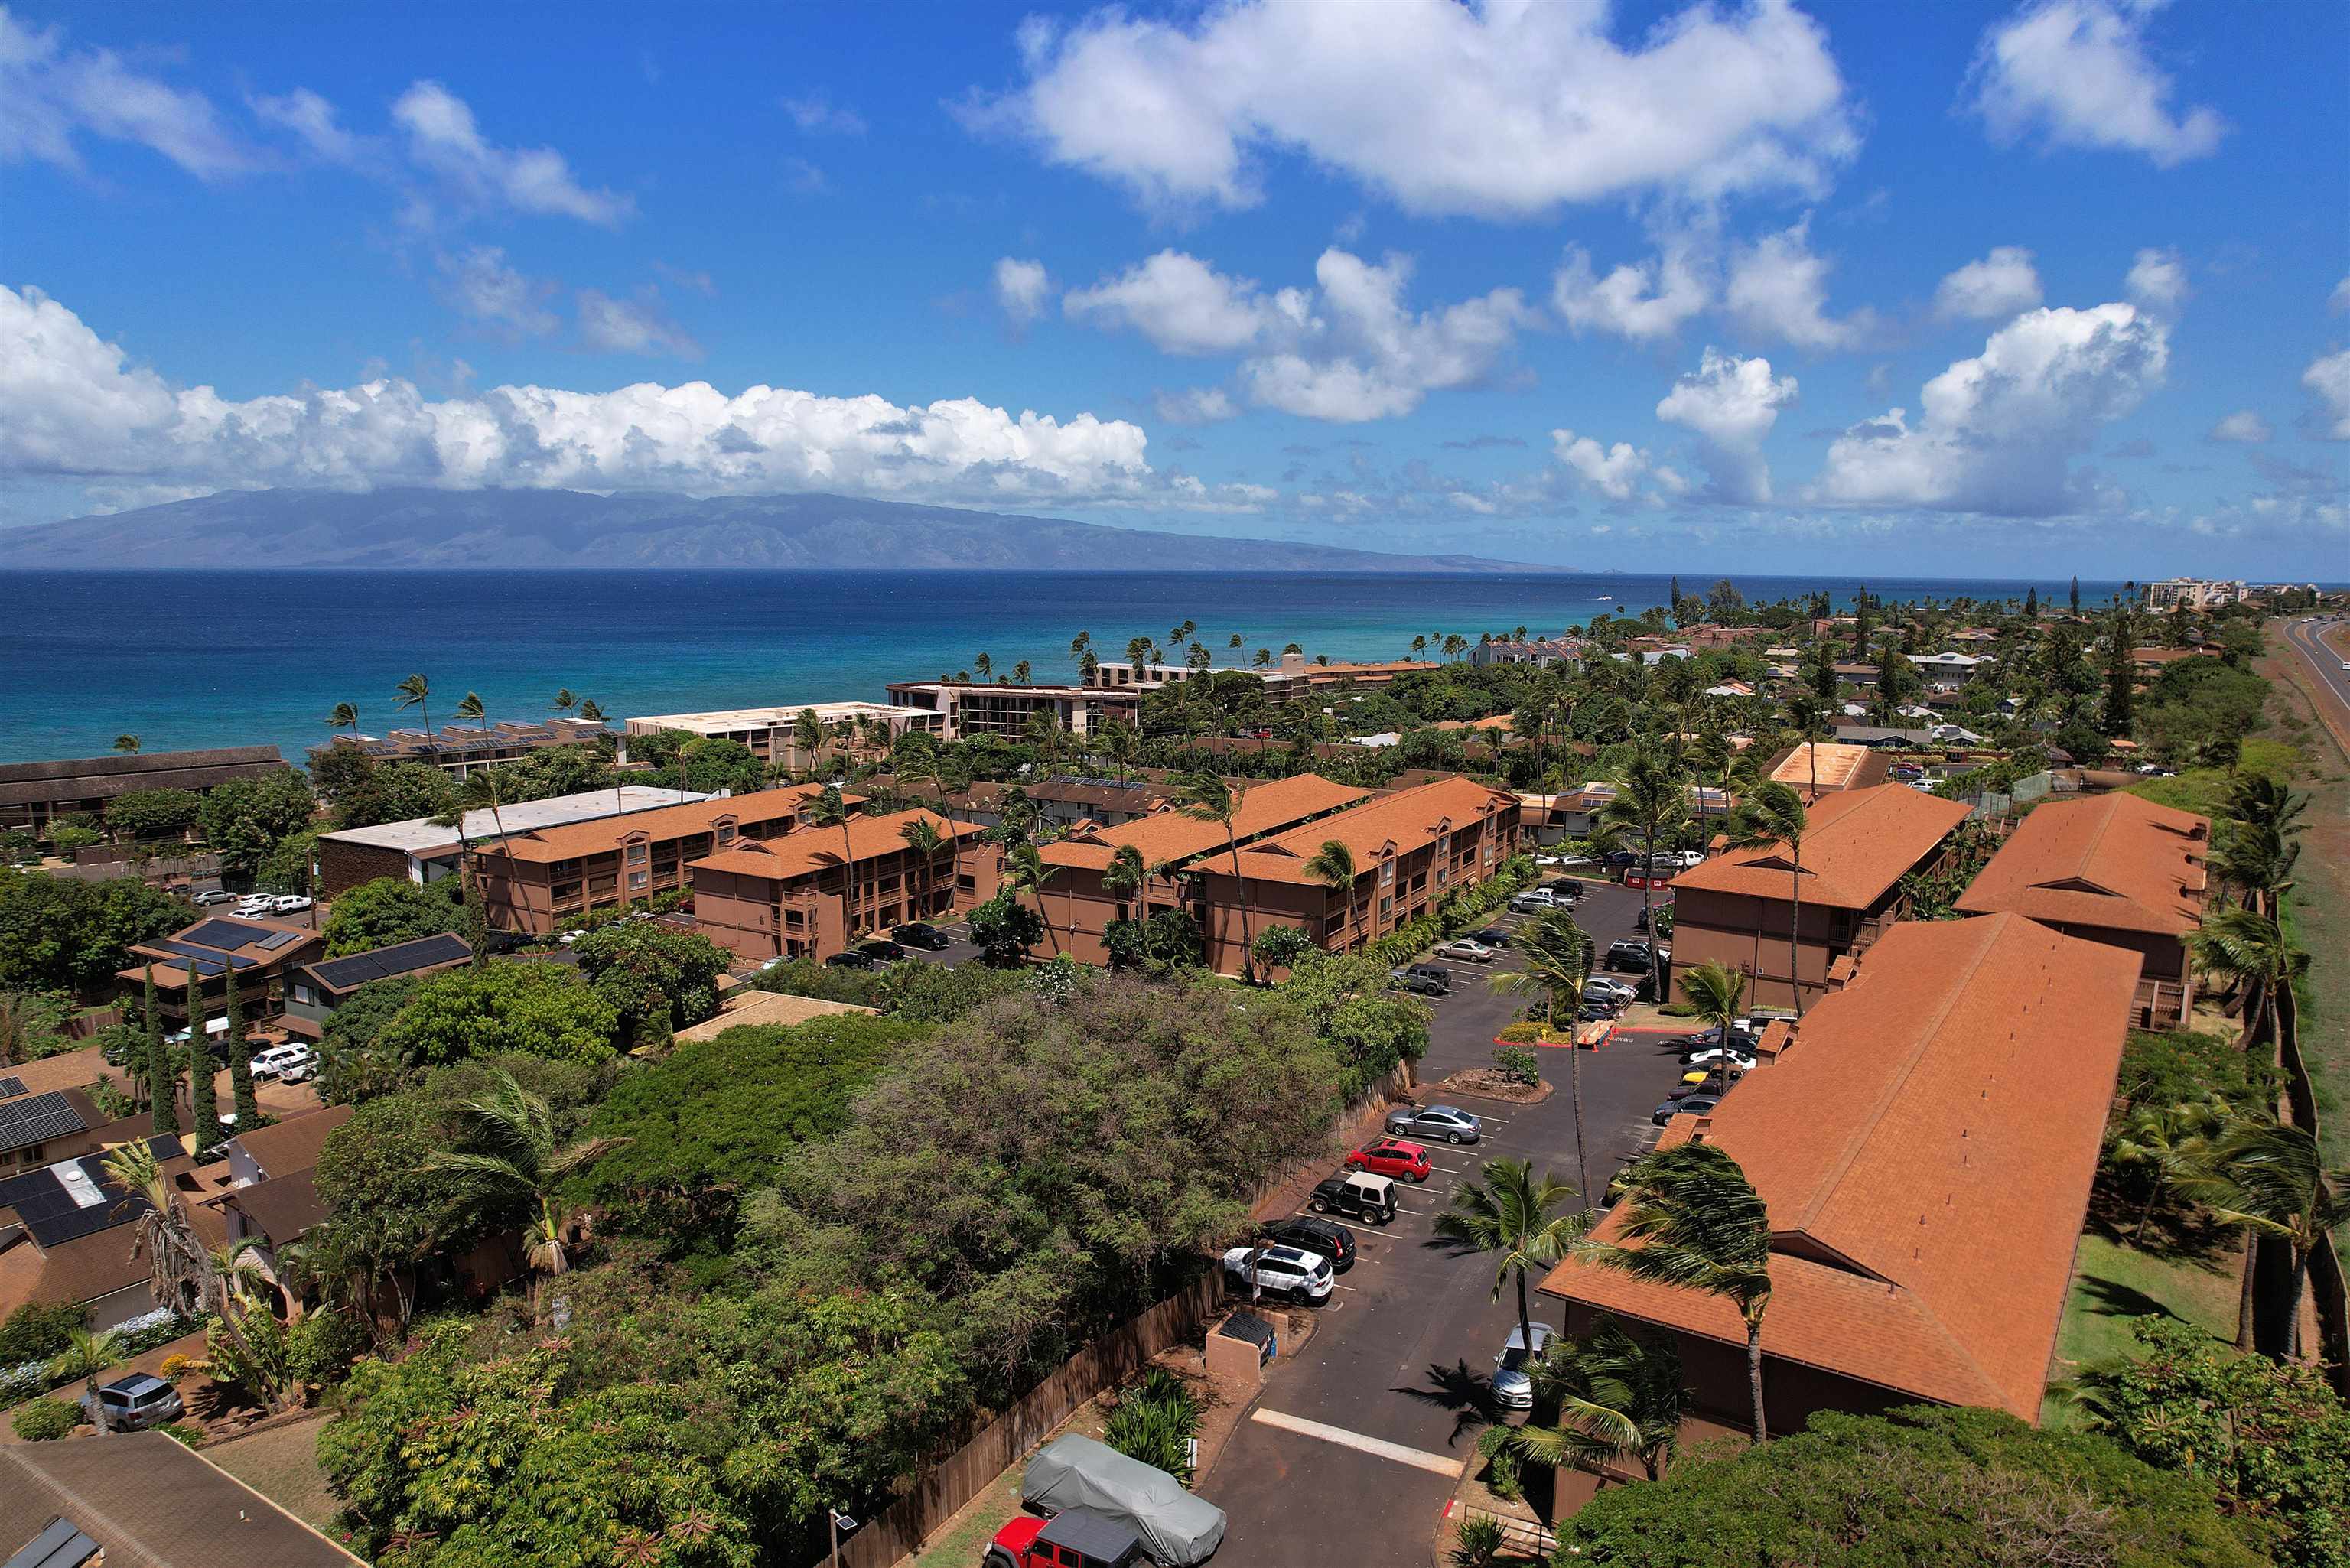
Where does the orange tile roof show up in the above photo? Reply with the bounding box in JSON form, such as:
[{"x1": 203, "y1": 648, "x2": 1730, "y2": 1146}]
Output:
[
  {"x1": 489, "y1": 784, "x2": 835, "y2": 863},
  {"x1": 1671, "y1": 782, "x2": 1971, "y2": 910},
  {"x1": 1955, "y1": 792, "x2": 2208, "y2": 936},
  {"x1": 1222, "y1": 776, "x2": 1515, "y2": 886},
  {"x1": 1040, "y1": 773, "x2": 1372, "y2": 872},
  {"x1": 1769, "y1": 741, "x2": 1875, "y2": 792},
  {"x1": 689, "y1": 806, "x2": 981, "y2": 880},
  {"x1": 1541, "y1": 913, "x2": 2141, "y2": 1421},
  {"x1": 1431, "y1": 714, "x2": 1515, "y2": 733}
]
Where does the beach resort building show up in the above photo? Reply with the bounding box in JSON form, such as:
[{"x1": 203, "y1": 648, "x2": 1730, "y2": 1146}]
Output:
[
  {"x1": 688, "y1": 806, "x2": 998, "y2": 963},
  {"x1": 0, "y1": 746, "x2": 289, "y2": 836},
  {"x1": 315, "y1": 785, "x2": 715, "y2": 895},
  {"x1": 321, "y1": 717, "x2": 611, "y2": 778},
  {"x1": 885, "y1": 680, "x2": 1141, "y2": 741},
  {"x1": 623, "y1": 700, "x2": 943, "y2": 770}
]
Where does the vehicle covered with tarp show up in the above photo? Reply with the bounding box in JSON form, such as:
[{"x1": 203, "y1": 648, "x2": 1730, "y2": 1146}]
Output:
[{"x1": 1019, "y1": 1434, "x2": 1226, "y2": 1566}]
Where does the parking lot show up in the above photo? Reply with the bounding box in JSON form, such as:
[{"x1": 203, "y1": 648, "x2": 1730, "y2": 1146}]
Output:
[{"x1": 1200, "y1": 878, "x2": 1704, "y2": 1567}]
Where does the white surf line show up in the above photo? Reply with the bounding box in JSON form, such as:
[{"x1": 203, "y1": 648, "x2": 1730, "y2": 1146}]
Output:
[{"x1": 1249, "y1": 1409, "x2": 1462, "y2": 1475}]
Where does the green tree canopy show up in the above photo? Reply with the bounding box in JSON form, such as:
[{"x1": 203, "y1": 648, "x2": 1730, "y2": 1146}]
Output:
[
  {"x1": 571, "y1": 921, "x2": 734, "y2": 1046},
  {"x1": 195, "y1": 770, "x2": 317, "y2": 876},
  {"x1": 321, "y1": 876, "x2": 466, "y2": 957},
  {"x1": 373, "y1": 962, "x2": 620, "y2": 1076},
  {"x1": 102, "y1": 788, "x2": 201, "y2": 841},
  {"x1": 0, "y1": 869, "x2": 187, "y2": 992}
]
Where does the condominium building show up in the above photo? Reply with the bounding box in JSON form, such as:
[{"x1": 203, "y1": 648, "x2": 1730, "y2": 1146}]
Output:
[
  {"x1": 0, "y1": 746, "x2": 289, "y2": 834},
  {"x1": 689, "y1": 806, "x2": 999, "y2": 962},
  {"x1": 1955, "y1": 792, "x2": 2210, "y2": 1029},
  {"x1": 2144, "y1": 577, "x2": 2249, "y2": 611},
  {"x1": 624, "y1": 701, "x2": 944, "y2": 771},
  {"x1": 1670, "y1": 782, "x2": 1973, "y2": 1010},
  {"x1": 885, "y1": 681, "x2": 1141, "y2": 740},
  {"x1": 470, "y1": 785, "x2": 835, "y2": 934},
  {"x1": 1541, "y1": 913, "x2": 2139, "y2": 1449},
  {"x1": 315, "y1": 786, "x2": 714, "y2": 896},
  {"x1": 323, "y1": 717, "x2": 611, "y2": 778},
  {"x1": 1085, "y1": 652, "x2": 1440, "y2": 703},
  {"x1": 1469, "y1": 637, "x2": 1587, "y2": 669}
]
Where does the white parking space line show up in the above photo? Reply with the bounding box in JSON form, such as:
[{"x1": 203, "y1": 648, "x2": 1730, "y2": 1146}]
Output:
[{"x1": 1248, "y1": 1410, "x2": 1463, "y2": 1475}]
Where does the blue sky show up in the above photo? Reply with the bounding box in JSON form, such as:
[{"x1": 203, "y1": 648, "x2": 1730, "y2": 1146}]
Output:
[{"x1": 3, "y1": 0, "x2": 2345, "y2": 576}]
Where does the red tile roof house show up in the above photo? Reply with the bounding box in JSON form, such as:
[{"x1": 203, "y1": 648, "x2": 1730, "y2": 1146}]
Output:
[
  {"x1": 1540, "y1": 913, "x2": 2141, "y2": 1473},
  {"x1": 1955, "y1": 792, "x2": 2211, "y2": 1030},
  {"x1": 1668, "y1": 782, "x2": 1974, "y2": 1011}
]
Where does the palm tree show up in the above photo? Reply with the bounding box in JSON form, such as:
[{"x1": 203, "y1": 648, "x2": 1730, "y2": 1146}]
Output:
[
  {"x1": 112, "y1": 734, "x2": 139, "y2": 754},
  {"x1": 2109, "y1": 1095, "x2": 2228, "y2": 1243},
  {"x1": 51, "y1": 1326, "x2": 122, "y2": 1434},
  {"x1": 2191, "y1": 907, "x2": 2307, "y2": 1053},
  {"x1": 2206, "y1": 823, "x2": 2299, "y2": 916},
  {"x1": 806, "y1": 786, "x2": 861, "y2": 943},
  {"x1": 1434, "y1": 1159, "x2": 1585, "y2": 1383},
  {"x1": 2179, "y1": 1121, "x2": 2349, "y2": 1360},
  {"x1": 897, "y1": 817, "x2": 947, "y2": 921},
  {"x1": 1489, "y1": 911, "x2": 1597, "y2": 1199},
  {"x1": 327, "y1": 701, "x2": 361, "y2": 742},
  {"x1": 1095, "y1": 717, "x2": 1141, "y2": 785},
  {"x1": 1723, "y1": 779, "x2": 1811, "y2": 1018},
  {"x1": 1301, "y1": 838, "x2": 1358, "y2": 945},
  {"x1": 1411, "y1": 635, "x2": 1428, "y2": 659},
  {"x1": 1254, "y1": 647, "x2": 1273, "y2": 669},
  {"x1": 2226, "y1": 774, "x2": 2306, "y2": 841},
  {"x1": 1488, "y1": 1317, "x2": 1691, "y2": 1482},
  {"x1": 1069, "y1": 630, "x2": 1092, "y2": 672},
  {"x1": 451, "y1": 692, "x2": 513, "y2": 836},
  {"x1": 1001, "y1": 842, "x2": 1062, "y2": 955},
  {"x1": 552, "y1": 688, "x2": 578, "y2": 714},
  {"x1": 1011, "y1": 659, "x2": 1033, "y2": 685},
  {"x1": 1600, "y1": 741, "x2": 1689, "y2": 1004},
  {"x1": 1781, "y1": 690, "x2": 1828, "y2": 801},
  {"x1": 575, "y1": 697, "x2": 604, "y2": 722},
  {"x1": 1102, "y1": 843, "x2": 1148, "y2": 922},
  {"x1": 1026, "y1": 708, "x2": 1066, "y2": 771},
  {"x1": 974, "y1": 652, "x2": 994, "y2": 680},
  {"x1": 394, "y1": 672, "x2": 435, "y2": 763},
  {"x1": 894, "y1": 747, "x2": 953, "y2": 815},
  {"x1": 1676, "y1": 961, "x2": 1749, "y2": 1049},
  {"x1": 1585, "y1": 1141, "x2": 1774, "y2": 1442},
  {"x1": 103, "y1": 1138, "x2": 215, "y2": 1325},
  {"x1": 1174, "y1": 773, "x2": 1258, "y2": 981},
  {"x1": 423, "y1": 1068, "x2": 629, "y2": 1300}
]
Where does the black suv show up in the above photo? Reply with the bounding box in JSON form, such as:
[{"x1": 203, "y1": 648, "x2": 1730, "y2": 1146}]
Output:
[
  {"x1": 892, "y1": 922, "x2": 952, "y2": 950},
  {"x1": 1261, "y1": 1216, "x2": 1356, "y2": 1272},
  {"x1": 1604, "y1": 939, "x2": 1655, "y2": 973},
  {"x1": 823, "y1": 949, "x2": 878, "y2": 970},
  {"x1": 859, "y1": 939, "x2": 911, "y2": 963},
  {"x1": 1389, "y1": 965, "x2": 1452, "y2": 995}
]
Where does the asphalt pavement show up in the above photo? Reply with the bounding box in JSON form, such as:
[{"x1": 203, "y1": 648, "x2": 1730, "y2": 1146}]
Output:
[{"x1": 1201, "y1": 878, "x2": 1707, "y2": 1568}]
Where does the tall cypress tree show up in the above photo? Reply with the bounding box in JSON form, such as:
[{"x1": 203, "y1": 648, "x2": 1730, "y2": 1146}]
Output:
[
  {"x1": 2024, "y1": 585, "x2": 2039, "y2": 618},
  {"x1": 2104, "y1": 610, "x2": 2137, "y2": 737},
  {"x1": 1854, "y1": 586, "x2": 1873, "y2": 649},
  {"x1": 187, "y1": 969, "x2": 220, "y2": 1156},
  {"x1": 1875, "y1": 637, "x2": 1904, "y2": 723},
  {"x1": 1809, "y1": 637, "x2": 1839, "y2": 704},
  {"x1": 226, "y1": 966, "x2": 258, "y2": 1127},
  {"x1": 2068, "y1": 574, "x2": 2081, "y2": 615},
  {"x1": 143, "y1": 965, "x2": 177, "y2": 1136}
]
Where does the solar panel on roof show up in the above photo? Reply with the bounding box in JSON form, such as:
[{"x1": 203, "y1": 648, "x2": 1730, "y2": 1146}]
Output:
[
  {"x1": 257, "y1": 929, "x2": 304, "y2": 951},
  {"x1": 0, "y1": 1091, "x2": 89, "y2": 1153},
  {"x1": 2, "y1": 1159, "x2": 149, "y2": 1248},
  {"x1": 159, "y1": 938, "x2": 256, "y2": 971},
  {"x1": 184, "y1": 918, "x2": 272, "y2": 952},
  {"x1": 0, "y1": 1075, "x2": 25, "y2": 1100},
  {"x1": 310, "y1": 932, "x2": 470, "y2": 992}
]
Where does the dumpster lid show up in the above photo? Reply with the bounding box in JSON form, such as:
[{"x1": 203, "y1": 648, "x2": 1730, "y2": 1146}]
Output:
[{"x1": 1218, "y1": 1310, "x2": 1275, "y2": 1348}]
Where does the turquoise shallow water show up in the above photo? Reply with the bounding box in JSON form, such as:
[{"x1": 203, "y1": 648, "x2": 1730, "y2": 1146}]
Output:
[{"x1": 0, "y1": 569, "x2": 2126, "y2": 764}]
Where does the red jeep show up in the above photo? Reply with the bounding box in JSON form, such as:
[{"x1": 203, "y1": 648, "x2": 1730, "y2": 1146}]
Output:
[{"x1": 988, "y1": 1508, "x2": 1150, "y2": 1568}]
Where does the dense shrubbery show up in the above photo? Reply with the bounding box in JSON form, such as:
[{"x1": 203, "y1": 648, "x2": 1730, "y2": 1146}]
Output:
[
  {"x1": 1557, "y1": 1404, "x2": 2265, "y2": 1568},
  {"x1": 12, "y1": 1399, "x2": 80, "y2": 1442},
  {"x1": 571, "y1": 921, "x2": 732, "y2": 1046},
  {"x1": 321, "y1": 877, "x2": 465, "y2": 956},
  {"x1": 750, "y1": 953, "x2": 1029, "y2": 1023},
  {"x1": 0, "y1": 868, "x2": 187, "y2": 993},
  {"x1": 0, "y1": 1302, "x2": 83, "y2": 1366}
]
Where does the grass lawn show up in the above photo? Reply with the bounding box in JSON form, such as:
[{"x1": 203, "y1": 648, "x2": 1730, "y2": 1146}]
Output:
[
  {"x1": 2042, "y1": 1233, "x2": 2239, "y2": 1426},
  {"x1": 203, "y1": 1413, "x2": 344, "y2": 1536}
]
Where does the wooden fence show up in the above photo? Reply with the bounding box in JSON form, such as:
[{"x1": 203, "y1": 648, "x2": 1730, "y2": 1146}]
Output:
[
  {"x1": 2272, "y1": 980, "x2": 2350, "y2": 1398},
  {"x1": 812, "y1": 1272, "x2": 1223, "y2": 1568}
]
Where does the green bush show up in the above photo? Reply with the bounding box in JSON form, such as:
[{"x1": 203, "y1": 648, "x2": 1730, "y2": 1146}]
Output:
[
  {"x1": 1102, "y1": 1369, "x2": 1204, "y2": 1486},
  {"x1": 0, "y1": 1302, "x2": 84, "y2": 1367},
  {"x1": 286, "y1": 1308, "x2": 373, "y2": 1387},
  {"x1": 1494, "y1": 1046, "x2": 1541, "y2": 1087},
  {"x1": 1484, "y1": 1443, "x2": 1523, "y2": 1502},
  {"x1": 161, "y1": 1420, "x2": 207, "y2": 1447},
  {"x1": 1495, "y1": 1021, "x2": 1544, "y2": 1044},
  {"x1": 12, "y1": 1398, "x2": 80, "y2": 1441}
]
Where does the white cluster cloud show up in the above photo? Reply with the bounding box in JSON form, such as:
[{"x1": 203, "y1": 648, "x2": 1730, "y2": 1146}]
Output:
[
  {"x1": 1066, "y1": 248, "x2": 1533, "y2": 421},
  {"x1": 1933, "y1": 246, "x2": 2044, "y2": 320},
  {"x1": 974, "y1": 0, "x2": 1854, "y2": 217},
  {"x1": 1551, "y1": 242, "x2": 1709, "y2": 343},
  {"x1": 1551, "y1": 429, "x2": 1687, "y2": 503},
  {"x1": 1816, "y1": 300, "x2": 2169, "y2": 514},
  {"x1": 1723, "y1": 220, "x2": 1876, "y2": 352},
  {"x1": 0, "y1": 5, "x2": 251, "y2": 179},
  {"x1": 2207, "y1": 410, "x2": 2270, "y2": 444},
  {"x1": 391, "y1": 81, "x2": 631, "y2": 225},
  {"x1": 1655, "y1": 349, "x2": 1797, "y2": 503},
  {"x1": 576, "y1": 288, "x2": 703, "y2": 359},
  {"x1": 0, "y1": 284, "x2": 1155, "y2": 507},
  {"x1": 2306, "y1": 351, "x2": 2350, "y2": 441},
  {"x1": 2124, "y1": 247, "x2": 2189, "y2": 316},
  {"x1": 992, "y1": 257, "x2": 1052, "y2": 328},
  {"x1": 1968, "y1": 0, "x2": 2225, "y2": 167}
]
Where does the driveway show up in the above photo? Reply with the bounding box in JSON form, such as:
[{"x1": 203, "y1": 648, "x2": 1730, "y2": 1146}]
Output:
[{"x1": 1200, "y1": 879, "x2": 1707, "y2": 1566}]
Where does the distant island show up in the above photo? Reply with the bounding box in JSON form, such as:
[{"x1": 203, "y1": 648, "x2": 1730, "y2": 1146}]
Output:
[{"x1": 0, "y1": 486, "x2": 1579, "y2": 573}]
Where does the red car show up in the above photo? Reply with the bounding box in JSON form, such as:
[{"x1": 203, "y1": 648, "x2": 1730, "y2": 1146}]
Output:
[{"x1": 1346, "y1": 1138, "x2": 1431, "y2": 1182}]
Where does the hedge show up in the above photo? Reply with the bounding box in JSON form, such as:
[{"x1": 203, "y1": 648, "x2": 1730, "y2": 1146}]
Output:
[{"x1": 1362, "y1": 855, "x2": 1537, "y2": 967}]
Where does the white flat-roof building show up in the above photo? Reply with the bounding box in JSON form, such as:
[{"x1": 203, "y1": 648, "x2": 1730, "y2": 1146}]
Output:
[
  {"x1": 626, "y1": 701, "x2": 944, "y2": 770},
  {"x1": 317, "y1": 786, "x2": 713, "y2": 893},
  {"x1": 2145, "y1": 577, "x2": 2249, "y2": 611}
]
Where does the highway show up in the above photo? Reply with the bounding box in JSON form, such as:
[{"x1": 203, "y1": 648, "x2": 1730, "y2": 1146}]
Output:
[{"x1": 2279, "y1": 616, "x2": 2350, "y2": 752}]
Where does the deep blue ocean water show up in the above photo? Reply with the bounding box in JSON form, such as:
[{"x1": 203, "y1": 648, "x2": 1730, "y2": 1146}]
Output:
[{"x1": 0, "y1": 569, "x2": 2130, "y2": 764}]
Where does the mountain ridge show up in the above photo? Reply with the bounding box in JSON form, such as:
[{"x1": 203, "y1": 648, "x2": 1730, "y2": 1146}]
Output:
[{"x1": 0, "y1": 488, "x2": 1580, "y2": 573}]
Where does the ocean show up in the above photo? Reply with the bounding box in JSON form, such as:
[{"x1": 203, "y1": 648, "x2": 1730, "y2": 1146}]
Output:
[{"x1": 0, "y1": 569, "x2": 2128, "y2": 765}]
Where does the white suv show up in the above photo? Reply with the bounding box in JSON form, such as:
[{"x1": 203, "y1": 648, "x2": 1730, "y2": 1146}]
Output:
[
  {"x1": 1220, "y1": 1244, "x2": 1334, "y2": 1304},
  {"x1": 249, "y1": 1043, "x2": 317, "y2": 1083}
]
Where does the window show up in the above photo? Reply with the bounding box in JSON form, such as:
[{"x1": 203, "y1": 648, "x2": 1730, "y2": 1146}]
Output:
[
  {"x1": 715, "y1": 822, "x2": 737, "y2": 843},
  {"x1": 1436, "y1": 867, "x2": 1450, "y2": 886},
  {"x1": 291, "y1": 984, "x2": 315, "y2": 1006},
  {"x1": 626, "y1": 841, "x2": 649, "y2": 864},
  {"x1": 1380, "y1": 895, "x2": 1393, "y2": 916},
  {"x1": 628, "y1": 870, "x2": 648, "y2": 890},
  {"x1": 1381, "y1": 860, "x2": 1395, "y2": 884}
]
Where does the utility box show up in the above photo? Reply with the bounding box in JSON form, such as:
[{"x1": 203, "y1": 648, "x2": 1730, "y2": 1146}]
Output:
[{"x1": 1206, "y1": 1311, "x2": 1274, "y2": 1394}]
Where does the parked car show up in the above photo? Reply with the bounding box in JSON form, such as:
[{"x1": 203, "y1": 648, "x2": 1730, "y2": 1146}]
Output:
[
  {"x1": 1604, "y1": 939, "x2": 1656, "y2": 973},
  {"x1": 1634, "y1": 903, "x2": 1672, "y2": 932},
  {"x1": 988, "y1": 1509, "x2": 1149, "y2": 1568},
  {"x1": 1388, "y1": 964, "x2": 1451, "y2": 996},
  {"x1": 823, "y1": 949, "x2": 878, "y2": 970},
  {"x1": 1585, "y1": 976, "x2": 1638, "y2": 1006},
  {"x1": 1678, "y1": 1046, "x2": 1757, "y2": 1071},
  {"x1": 993, "y1": 1434, "x2": 1226, "y2": 1568},
  {"x1": 1260, "y1": 1216, "x2": 1355, "y2": 1272},
  {"x1": 1468, "y1": 926, "x2": 1512, "y2": 948},
  {"x1": 1310, "y1": 1171, "x2": 1398, "y2": 1225},
  {"x1": 1655, "y1": 1093, "x2": 1721, "y2": 1124},
  {"x1": 1671, "y1": 1070, "x2": 1737, "y2": 1099},
  {"x1": 1508, "y1": 890, "x2": 1557, "y2": 914},
  {"x1": 234, "y1": 896, "x2": 275, "y2": 916},
  {"x1": 249, "y1": 1043, "x2": 317, "y2": 1083},
  {"x1": 96, "y1": 1373, "x2": 184, "y2": 1433},
  {"x1": 1436, "y1": 938, "x2": 1494, "y2": 964},
  {"x1": 892, "y1": 922, "x2": 952, "y2": 950},
  {"x1": 858, "y1": 939, "x2": 911, "y2": 963},
  {"x1": 1492, "y1": 1322, "x2": 1554, "y2": 1410},
  {"x1": 269, "y1": 893, "x2": 314, "y2": 914},
  {"x1": 1600, "y1": 849, "x2": 1640, "y2": 868},
  {"x1": 1383, "y1": 1104, "x2": 1482, "y2": 1144},
  {"x1": 190, "y1": 888, "x2": 236, "y2": 906},
  {"x1": 1220, "y1": 1243, "x2": 1334, "y2": 1304},
  {"x1": 1346, "y1": 1137, "x2": 1431, "y2": 1182}
]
